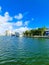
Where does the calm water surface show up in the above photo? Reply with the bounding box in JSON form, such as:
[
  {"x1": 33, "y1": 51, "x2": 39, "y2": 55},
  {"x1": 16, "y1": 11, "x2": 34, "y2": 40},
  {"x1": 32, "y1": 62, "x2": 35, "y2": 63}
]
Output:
[{"x1": 0, "y1": 36, "x2": 49, "y2": 65}]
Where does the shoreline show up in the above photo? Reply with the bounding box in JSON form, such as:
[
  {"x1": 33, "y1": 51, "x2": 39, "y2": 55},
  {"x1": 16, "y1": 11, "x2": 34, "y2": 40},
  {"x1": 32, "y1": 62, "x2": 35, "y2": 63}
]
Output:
[
  {"x1": 24, "y1": 36, "x2": 49, "y2": 38},
  {"x1": 32, "y1": 36, "x2": 49, "y2": 38}
]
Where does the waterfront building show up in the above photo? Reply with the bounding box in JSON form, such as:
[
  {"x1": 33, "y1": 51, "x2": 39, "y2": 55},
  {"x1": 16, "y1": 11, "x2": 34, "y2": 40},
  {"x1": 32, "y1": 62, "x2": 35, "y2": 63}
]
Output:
[
  {"x1": 5, "y1": 30, "x2": 12, "y2": 36},
  {"x1": 15, "y1": 32, "x2": 20, "y2": 37},
  {"x1": 44, "y1": 29, "x2": 49, "y2": 36}
]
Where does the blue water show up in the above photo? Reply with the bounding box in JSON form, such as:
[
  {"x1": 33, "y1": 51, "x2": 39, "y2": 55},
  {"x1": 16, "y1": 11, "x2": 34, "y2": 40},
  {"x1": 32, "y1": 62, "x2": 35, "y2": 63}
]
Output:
[{"x1": 0, "y1": 36, "x2": 49, "y2": 65}]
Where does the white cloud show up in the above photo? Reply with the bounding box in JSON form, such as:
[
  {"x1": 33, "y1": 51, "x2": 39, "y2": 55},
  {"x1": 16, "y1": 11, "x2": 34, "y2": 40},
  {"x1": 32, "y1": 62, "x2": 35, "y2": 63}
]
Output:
[
  {"x1": 4, "y1": 12, "x2": 13, "y2": 21},
  {"x1": 0, "y1": 12, "x2": 29, "y2": 35},
  {"x1": 15, "y1": 21, "x2": 23, "y2": 26},
  {"x1": 15, "y1": 20, "x2": 29, "y2": 27},
  {"x1": 15, "y1": 27, "x2": 29, "y2": 34},
  {"x1": 14, "y1": 13, "x2": 23, "y2": 20},
  {"x1": 24, "y1": 21, "x2": 29, "y2": 26},
  {"x1": 0, "y1": 7, "x2": 30, "y2": 35},
  {"x1": 0, "y1": 11, "x2": 13, "y2": 35},
  {"x1": 0, "y1": 12, "x2": 12, "y2": 23},
  {"x1": 0, "y1": 22, "x2": 13, "y2": 35}
]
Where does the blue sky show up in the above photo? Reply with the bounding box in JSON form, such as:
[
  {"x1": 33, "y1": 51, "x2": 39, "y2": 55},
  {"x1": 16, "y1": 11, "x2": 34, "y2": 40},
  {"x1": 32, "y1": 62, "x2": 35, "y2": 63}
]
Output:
[{"x1": 0, "y1": 0, "x2": 49, "y2": 34}]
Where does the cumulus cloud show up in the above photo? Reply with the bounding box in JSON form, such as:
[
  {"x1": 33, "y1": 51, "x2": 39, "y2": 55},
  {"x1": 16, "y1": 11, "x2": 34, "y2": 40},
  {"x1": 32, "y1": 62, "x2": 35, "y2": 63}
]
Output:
[
  {"x1": 0, "y1": 12, "x2": 29, "y2": 35},
  {"x1": 15, "y1": 27, "x2": 29, "y2": 34},
  {"x1": 0, "y1": 7, "x2": 30, "y2": 35},
  {"x1": 24, "y1": 21, "x2": 29, "y2": 26},
  {"x1": 15, "y1": 21, "x2": 23, "y2": 26},
  {"x1": 14, "y1": 13, "x2": 23, "y2": 20},
  {"x1": 0, "y1": 12, "x2": 12, "y2": 23},
  {"x1": 4, "y1": 12, "x2": 13, "y2": 21},
  {"x1": 0, "y1": 11, "x2": 13, "y2": 35},
  {"x1": 15, "y1": 21, "x2": 29, "y2": 27}
]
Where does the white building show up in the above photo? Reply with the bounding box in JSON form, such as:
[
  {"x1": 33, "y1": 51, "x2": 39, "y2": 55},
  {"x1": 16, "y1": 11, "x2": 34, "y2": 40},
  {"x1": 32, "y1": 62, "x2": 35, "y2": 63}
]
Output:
[{"x1": 5, "y1": 30, "x2": 12, "y2": 36}]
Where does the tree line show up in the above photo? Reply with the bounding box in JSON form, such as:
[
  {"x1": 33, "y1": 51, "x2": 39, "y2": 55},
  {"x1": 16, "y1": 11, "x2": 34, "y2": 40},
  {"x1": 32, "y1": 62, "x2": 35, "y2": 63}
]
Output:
[{"x1": 23, "y1": 27, "x2": 47, "y2": 37}]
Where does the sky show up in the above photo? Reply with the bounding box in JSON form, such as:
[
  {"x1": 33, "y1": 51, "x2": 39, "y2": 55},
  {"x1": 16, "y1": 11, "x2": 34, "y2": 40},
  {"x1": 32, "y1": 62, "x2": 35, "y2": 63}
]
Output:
[{"x1": 0, "y1": 0, "x2": 49, "y2": 34}]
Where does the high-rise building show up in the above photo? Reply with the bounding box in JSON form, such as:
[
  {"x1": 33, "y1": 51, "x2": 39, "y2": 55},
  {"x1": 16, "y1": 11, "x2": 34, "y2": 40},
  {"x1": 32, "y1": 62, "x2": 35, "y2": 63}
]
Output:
[{"x1": 5, "y1": 30, "x2": 12, "y2": 36}]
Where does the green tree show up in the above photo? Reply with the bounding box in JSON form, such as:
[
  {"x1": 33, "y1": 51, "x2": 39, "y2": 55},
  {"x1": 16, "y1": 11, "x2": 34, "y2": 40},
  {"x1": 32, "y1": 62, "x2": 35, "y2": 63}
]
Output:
[
  {"x1": 24, "y1": 30, "x2": 29, "y2": 37},
  {"x1": 38, "y1": 27, "x2": 46, "y2": 36}
]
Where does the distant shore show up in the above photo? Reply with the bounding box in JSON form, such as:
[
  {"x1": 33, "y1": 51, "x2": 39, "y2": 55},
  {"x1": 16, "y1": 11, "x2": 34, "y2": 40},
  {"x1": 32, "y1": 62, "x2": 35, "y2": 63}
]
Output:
[
  {"x1": 24, "y1": 35, "x2": 49, "y2": 38},
  {"x1": 32, "y1": 36, "x2": 49, "y2": 38}
]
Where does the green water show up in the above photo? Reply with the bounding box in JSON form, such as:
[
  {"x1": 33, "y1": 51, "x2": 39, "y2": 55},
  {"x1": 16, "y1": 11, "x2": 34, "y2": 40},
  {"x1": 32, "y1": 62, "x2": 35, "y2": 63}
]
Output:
[{"x1": 0, "y1": 36, "x2": 49, "y2": 65}]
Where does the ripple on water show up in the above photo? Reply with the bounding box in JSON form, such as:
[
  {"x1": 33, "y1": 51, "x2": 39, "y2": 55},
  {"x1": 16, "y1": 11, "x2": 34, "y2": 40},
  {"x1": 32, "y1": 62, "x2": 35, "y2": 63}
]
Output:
[{"x1": 0, "y1": 37, "x2": 49, "y2": 65}]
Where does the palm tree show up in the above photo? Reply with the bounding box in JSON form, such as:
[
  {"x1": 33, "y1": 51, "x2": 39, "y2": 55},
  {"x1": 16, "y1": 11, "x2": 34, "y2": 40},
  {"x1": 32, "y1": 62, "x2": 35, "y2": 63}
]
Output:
[
  {"x1": 24, "y1": 30, "x2": 29, "y2": 37},
  {"x1": 38, "y1": 27, "x2": 46, "y2": 36}
]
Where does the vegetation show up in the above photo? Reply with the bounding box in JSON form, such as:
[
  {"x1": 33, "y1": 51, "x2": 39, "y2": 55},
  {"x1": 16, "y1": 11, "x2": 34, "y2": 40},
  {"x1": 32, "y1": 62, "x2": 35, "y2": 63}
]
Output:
[{"x1": 23, "y1": 27, "x2": 47, "y2": 37}]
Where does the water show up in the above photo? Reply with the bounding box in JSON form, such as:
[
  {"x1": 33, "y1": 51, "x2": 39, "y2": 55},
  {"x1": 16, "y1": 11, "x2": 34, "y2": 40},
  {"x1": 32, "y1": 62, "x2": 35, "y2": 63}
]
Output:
[{"x1": 0, "y1": 36, "x2": 49, "y2": 65}]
